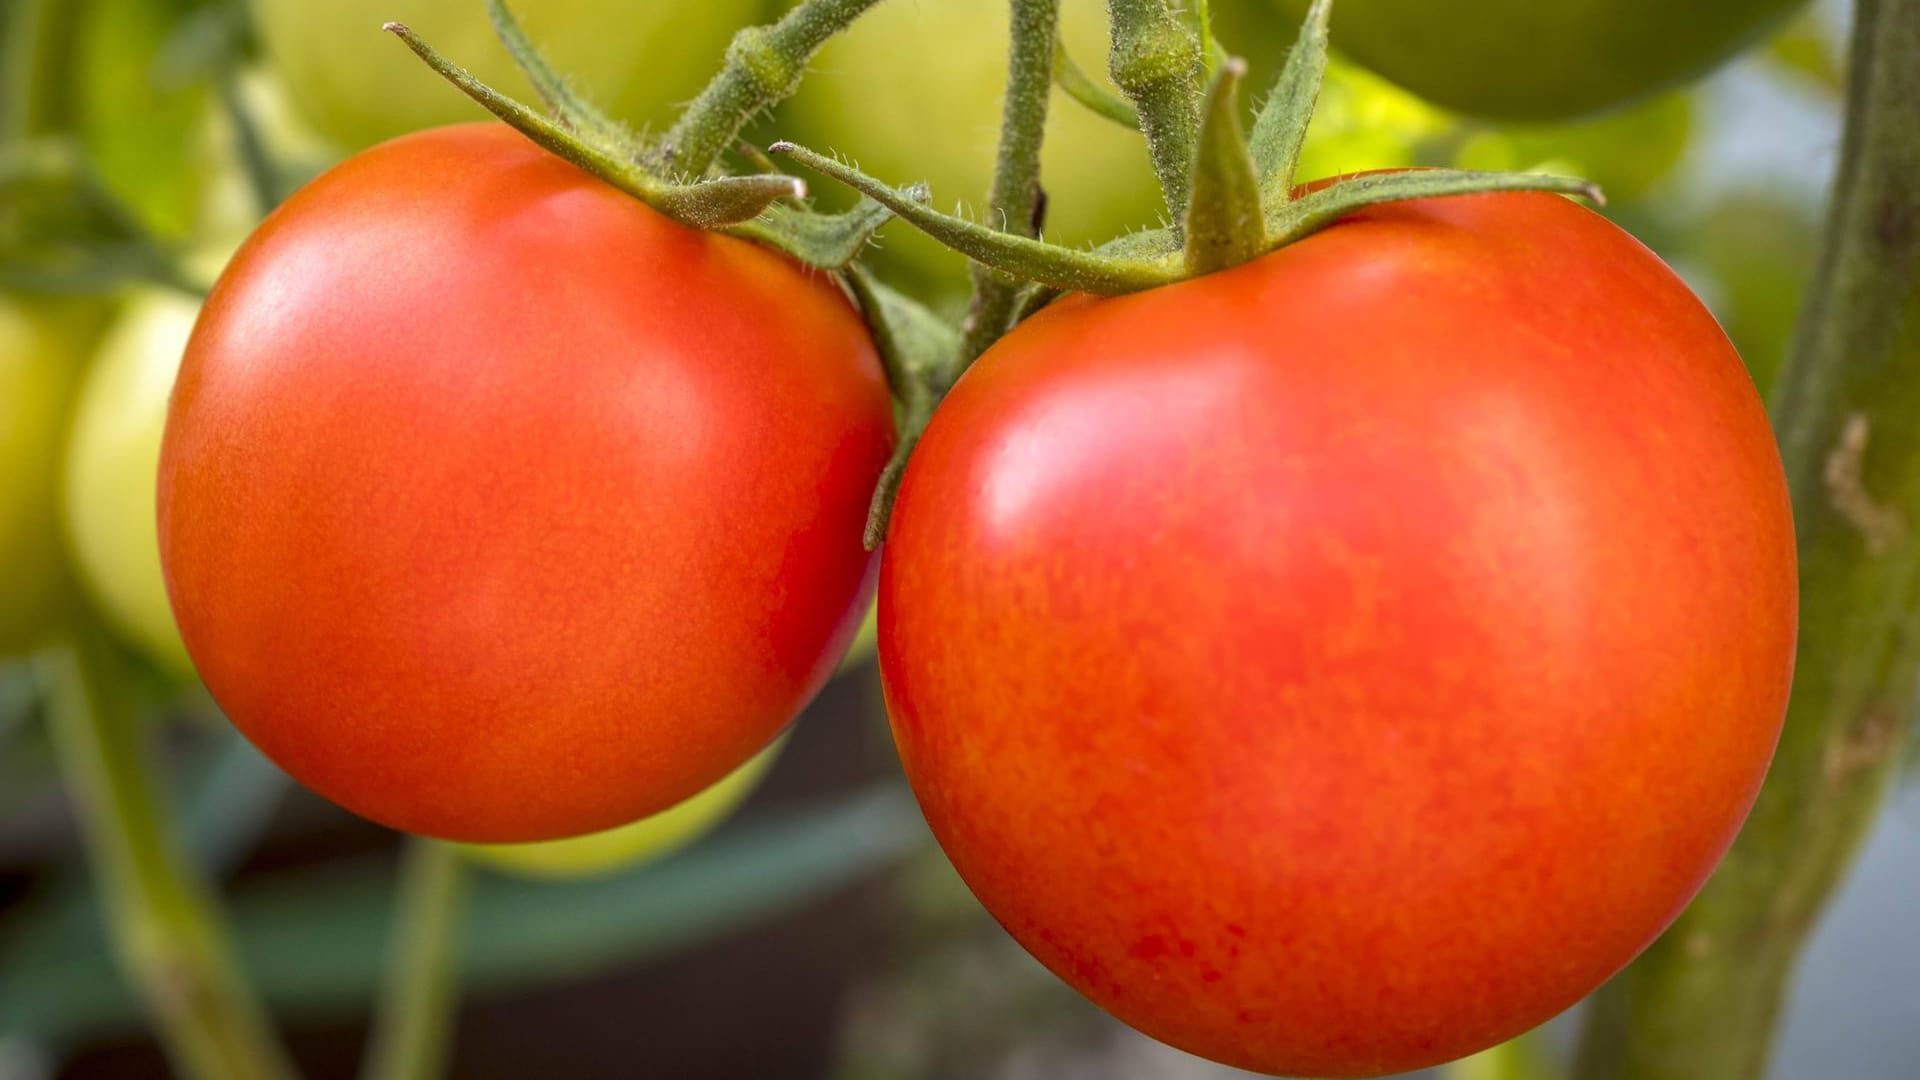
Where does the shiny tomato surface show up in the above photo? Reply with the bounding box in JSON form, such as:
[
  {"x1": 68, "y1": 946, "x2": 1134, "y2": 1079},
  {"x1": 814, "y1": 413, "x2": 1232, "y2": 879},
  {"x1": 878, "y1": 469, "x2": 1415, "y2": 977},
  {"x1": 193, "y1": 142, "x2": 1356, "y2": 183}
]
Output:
[
  {"x1": 879, "y1": 189, "x2": 1796, "y2": 1077},
  {"x1": 161, "y1": 124, "x2": 891, "y2": 842}
]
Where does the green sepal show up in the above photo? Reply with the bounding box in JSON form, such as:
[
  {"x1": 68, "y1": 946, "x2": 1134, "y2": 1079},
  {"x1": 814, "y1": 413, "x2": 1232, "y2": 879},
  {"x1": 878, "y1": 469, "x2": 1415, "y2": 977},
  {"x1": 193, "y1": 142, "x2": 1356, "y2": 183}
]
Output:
[
  {"x1": 727, "y1": 192, "x2": 907, "y2": 271},
  {"x1": 1268, "y1": 169, "x2": 1606, "y2": 249},
  {"x1": 1183, "y1": 58, "x2": 1264, "y2": 276},
  {"x1": 385, "y1": 23, "x2": 803, "y2": 231},
  {"x1": 770, "y1": 142, "x2": 1183, "y2": 296},
  {"x1": 659, "y1": 174, "x2": 807, "y2": 230},
  {"x1": 1248, "y1": 0, "x2": 1331, "y2": 210},
  {"x1": 484, "y1": 0, "x2": 634, "y2": 152}
]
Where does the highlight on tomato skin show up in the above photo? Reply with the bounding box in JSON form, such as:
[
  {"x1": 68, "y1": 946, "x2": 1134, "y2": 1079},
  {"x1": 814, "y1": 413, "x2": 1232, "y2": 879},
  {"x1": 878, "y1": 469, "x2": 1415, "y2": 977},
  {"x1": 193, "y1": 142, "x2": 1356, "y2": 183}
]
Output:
[
  {"x1": 875, "y1": 187, "x2": 1798, "y2": 1078},
  {"x1": 156, "y1": 123, "x2": 895, "y2": 845}
]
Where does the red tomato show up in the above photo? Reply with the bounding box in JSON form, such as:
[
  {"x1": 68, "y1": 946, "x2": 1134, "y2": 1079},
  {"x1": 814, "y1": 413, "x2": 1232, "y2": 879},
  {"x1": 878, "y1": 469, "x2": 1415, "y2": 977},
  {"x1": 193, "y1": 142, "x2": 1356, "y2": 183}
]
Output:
[
  {"x1": 160, "y1": 124, "x2": 891, "y2": 843},
  {"x1": 878, "y1": 190, "x2": 1796, "y2": 1076}
]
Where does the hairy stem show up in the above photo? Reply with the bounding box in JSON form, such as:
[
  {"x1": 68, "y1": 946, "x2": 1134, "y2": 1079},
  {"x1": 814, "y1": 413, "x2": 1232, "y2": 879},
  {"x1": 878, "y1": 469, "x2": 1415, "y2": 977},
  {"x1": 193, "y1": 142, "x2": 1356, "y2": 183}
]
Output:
[
  {"x1": 361, "y1": 840, "x2": 468, "y2": 1080},
  {"x1": 1574, "y1": 0, "x2": 1920, "y2": 1075},
  {"x1": 39, "y1": 632, "x2": 295, "y2": 1080},
  {"x1": 658, "y1": 0, "x2": 888, "y2": 177},
  {"x1": 961, "y1": 0, "x2": 1062, "y2": 363},
  {"x1": 1106, "y1": 0, "x2": 1202, "y2": 229}
]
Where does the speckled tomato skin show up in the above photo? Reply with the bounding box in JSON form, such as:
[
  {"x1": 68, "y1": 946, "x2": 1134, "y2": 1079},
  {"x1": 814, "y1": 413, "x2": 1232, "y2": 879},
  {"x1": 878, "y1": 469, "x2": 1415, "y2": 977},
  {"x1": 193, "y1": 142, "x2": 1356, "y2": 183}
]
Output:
[
  {"x1": 160, "y1": 123, "x2": 892, "y2": 843},
  {"x1": 878, "y1": 191, "x2": 1796, "y2": 1077}
]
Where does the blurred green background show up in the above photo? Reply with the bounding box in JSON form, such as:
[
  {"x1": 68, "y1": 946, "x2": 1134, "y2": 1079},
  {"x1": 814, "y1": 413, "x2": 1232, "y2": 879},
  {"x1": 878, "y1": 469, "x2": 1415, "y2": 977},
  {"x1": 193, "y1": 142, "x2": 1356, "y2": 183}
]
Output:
[{"x1": 1, "y1": 0, "x2": 1911, "y2": 1077}]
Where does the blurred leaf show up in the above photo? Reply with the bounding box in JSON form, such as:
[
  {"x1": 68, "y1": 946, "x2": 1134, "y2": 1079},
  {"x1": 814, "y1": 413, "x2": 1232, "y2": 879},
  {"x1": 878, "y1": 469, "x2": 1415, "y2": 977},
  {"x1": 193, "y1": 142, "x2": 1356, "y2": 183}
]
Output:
[
  {"x1": 0, "y1": 783, "x2": 926, "y2": 1045},
  {"x1": 0, "y1": 138, "x2": 204, "y2": 294},
  {"x1": 73, "y1": 0, "x2": 223, "y2": 238},
  {"x1": 0, "y1": 659, "x2": 37, "y2": 742},
  {"x1": 1455, "y1": 93, "x2": 1693, "y2": 205},
  {"x1": 173, "y1": 725, "x2": 287, "y2": 876}
]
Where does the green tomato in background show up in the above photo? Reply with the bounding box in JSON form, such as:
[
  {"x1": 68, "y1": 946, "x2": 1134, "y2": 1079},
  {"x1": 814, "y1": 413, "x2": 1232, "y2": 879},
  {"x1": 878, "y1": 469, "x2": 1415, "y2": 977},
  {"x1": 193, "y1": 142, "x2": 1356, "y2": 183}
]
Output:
[
  {"x1": 1452, "y1": 92, "x2": 1694, "y2": 205},
  {"x1": 460, "y1": 739, "x2": 785, "y2": 879},
  {"x1": 0, "y1": 300, "x2": 103, "y2": 657},
  {"x1": 247, "y1": 0, "x2": 764, "y2": 152},
  {"x1": 63, "y1": 289, "x2": 199, "y2": 675},
  {"x1": 838, "y1": 599, "x2": 877, "y2": 673},
  {"x1": 1274, "y1": 0, "x2": 1803, "y2": 121},
  {"x1": 1291, "y1": 59, "x2": 1693, "y2": 207},
  {"x1": 777, "y1": 0, "x2": 1288, "y2": 303},
  {"x1": 1291, "y1": 58, "x2": 1453, "y2": 185}
]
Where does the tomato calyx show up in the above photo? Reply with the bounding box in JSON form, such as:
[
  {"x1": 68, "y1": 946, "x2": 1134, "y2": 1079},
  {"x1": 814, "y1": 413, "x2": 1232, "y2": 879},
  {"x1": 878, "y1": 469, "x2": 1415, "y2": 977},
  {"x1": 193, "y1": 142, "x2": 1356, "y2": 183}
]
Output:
[
  {"x1": 387, "y1": 0, "x2": 904, "y2": 272},
  {"x1": 775, "y1": 0, "x2": 1605, "y2": 299}
]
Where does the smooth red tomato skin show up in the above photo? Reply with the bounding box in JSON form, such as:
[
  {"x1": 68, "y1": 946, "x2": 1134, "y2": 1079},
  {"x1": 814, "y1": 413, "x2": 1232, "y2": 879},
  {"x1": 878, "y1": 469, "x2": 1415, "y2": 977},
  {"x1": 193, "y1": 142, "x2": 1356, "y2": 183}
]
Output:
[
  {"x1": 879, "y1": 192, "x2": 1796, "y2": 1077},
  {"x1": 161, "y1": 123, "x2": 891, "y2": 843}
]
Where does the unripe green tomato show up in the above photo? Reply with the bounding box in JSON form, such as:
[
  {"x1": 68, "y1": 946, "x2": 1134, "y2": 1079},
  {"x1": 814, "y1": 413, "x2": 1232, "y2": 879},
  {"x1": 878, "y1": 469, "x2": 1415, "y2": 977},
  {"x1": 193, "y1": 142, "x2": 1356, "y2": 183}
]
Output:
[
  {"x1": 0, "y1": 299, "x2": 104, "y2": 657},
  {"x1": 63, "y1": 290, "x2": 199, "y2": 674},
  {"x1": 1291, "y1": 59, "x2": 1453, "y2": 184},
  {"x1": 1454, "y1": 93, "x2": 1694, "y2": 205},
  {"x1": 459, "y1": 738, "x2": 784, "y2": 878},
  {"x1": 247, "y1": 0, "x2": 763, "y2": 152},
  {"x1": 1273, "y1": 0, "x2": 1803, "y2": 121},
  {"x1": 837, "y1": 599, "x2": 878, "y2": 672}
]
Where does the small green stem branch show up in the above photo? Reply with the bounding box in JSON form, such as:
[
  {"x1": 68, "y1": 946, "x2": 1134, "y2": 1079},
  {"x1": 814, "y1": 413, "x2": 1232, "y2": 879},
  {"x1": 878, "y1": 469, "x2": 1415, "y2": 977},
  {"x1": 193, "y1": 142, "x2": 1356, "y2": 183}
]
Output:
[
  {"x1": 361, "y1": 839, "x2": 468, "y2": 1080},
  {"x1": 1574, "y1": 0, "x2": 1920, "y2": 1076},
  {"x1": 38, "y1": 632, "x2": 295, "y2": 1080},
  {"x1": 1055, "y1": 40, "x2": 1139, "y2": 129},
  {"x1": 215, "y1": 70, "x2": 283, "y2": 215},
  {"x1": 961, "y1": 0, "x2": 1062, "y2": 363},
  {"x1": 1106, "y1": 0, "x2": 1202, "y2": 228},
  {"x1": 658, "y1": 0, "x2": 889, "y2": 178},
  {"x1": 386, "y1": 23, "x2": 801, "y2": 228}
]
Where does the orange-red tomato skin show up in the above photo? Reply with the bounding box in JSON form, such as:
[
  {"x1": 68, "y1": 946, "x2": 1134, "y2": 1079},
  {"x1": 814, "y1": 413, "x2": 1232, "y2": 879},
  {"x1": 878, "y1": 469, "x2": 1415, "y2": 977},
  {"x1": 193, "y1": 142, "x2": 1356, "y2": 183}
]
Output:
[
  {"x1": 160, "y1": 124, "x2": 892, "y2": 843},
  {"x1": 878, "y1": 191, "x2": 1796, "y2": 1077}
]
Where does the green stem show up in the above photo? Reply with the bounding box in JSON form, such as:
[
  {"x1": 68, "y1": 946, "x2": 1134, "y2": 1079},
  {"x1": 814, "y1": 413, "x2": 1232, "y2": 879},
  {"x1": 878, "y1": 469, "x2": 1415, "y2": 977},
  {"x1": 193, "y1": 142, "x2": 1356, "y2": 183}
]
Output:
[
  {"x1": 1054, "y1": 40, "x2": 1139, "y2": 129},
  {"x1": 215, "y1": 70, "x2": 283, "y2": 215},
  {"x1": 361, "y1": 840, "x2": 468, "y2": 1080},
  {"x1": 658, "y1": 0, "x2": 888, "y2": 178},
  {"x1": 38, "y1": 631, "x2": 295, "y2": 1080},
  {"x1": 1573, "y1": 0, "x2": 1920, "y2": 1076},
  {"x1": 960, "y1": 0, "x2": 1061, "y2": 363},
  {"x1": 385, "y1": 22, "x2": 801, "y2": 229},
  {"x1": 1106, "y1": 0, "x2": 1202, "y2": 229}
]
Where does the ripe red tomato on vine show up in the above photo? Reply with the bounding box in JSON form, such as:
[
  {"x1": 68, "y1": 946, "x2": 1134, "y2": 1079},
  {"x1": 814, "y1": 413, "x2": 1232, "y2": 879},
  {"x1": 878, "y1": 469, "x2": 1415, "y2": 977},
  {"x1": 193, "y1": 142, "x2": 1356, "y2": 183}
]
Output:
[
  {"x1": 877, "y1": 187, "x2": 1797, "y2": 1076},
  {"x1": 159, "y1": 124, "x2": 893, "y2": 843}
]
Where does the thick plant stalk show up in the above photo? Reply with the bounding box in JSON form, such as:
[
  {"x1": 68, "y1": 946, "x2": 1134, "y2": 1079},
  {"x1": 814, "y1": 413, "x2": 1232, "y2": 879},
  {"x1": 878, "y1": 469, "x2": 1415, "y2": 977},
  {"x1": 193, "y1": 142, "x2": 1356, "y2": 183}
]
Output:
[
  {"x1": 38, "y1": 632, "x2": 296, "y2": 1080},
  {"x1": 658, "y1": 0, "x2": 889, "y2": 177},
  {"x1": 361, "y1": 839, "x2": 468, "y2": 1080},
  {"x1": 960, "y1": 0, "x2": 1062, "y2": 363},
  {"x1": 1574, "y1": 0, "x2": 1920, "y2": 1076},
  {"x1": 1106, "y1": 0, "x2": 1202, "y2": 227}
]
